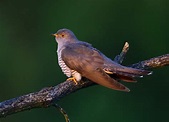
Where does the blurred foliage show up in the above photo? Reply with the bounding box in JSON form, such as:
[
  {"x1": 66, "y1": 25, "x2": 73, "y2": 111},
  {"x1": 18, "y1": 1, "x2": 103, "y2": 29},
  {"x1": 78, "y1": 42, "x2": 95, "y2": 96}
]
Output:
[{"x1": 0, "y1": 0, "x2": 168, "y2": 122}]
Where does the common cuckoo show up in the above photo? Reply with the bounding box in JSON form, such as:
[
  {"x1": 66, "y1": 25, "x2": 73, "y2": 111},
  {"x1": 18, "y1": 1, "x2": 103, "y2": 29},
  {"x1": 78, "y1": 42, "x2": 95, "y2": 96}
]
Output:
[{"x1": 52, "y1": 29, "x2": 152, "y2": 92}]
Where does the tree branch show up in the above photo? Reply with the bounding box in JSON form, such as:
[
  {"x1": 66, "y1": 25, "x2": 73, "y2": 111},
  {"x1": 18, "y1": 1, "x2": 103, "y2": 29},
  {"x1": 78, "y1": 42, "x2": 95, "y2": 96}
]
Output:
[
  {"x1": 129, "y1": 54, "x2": 169, "y2": 69},
  {"x1": 0, "y1": 42, "x2": 168, "y2": 118}
]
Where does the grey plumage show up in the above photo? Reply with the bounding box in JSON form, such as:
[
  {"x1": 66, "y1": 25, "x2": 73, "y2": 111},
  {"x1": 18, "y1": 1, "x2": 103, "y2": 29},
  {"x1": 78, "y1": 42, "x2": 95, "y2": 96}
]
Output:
[{"x1": 53, "y1": 28, "x2": 152, "y2": 92}]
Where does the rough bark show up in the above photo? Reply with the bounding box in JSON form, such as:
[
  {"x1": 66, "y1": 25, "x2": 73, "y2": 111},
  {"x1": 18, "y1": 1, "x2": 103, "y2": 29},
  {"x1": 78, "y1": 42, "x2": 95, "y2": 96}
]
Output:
[{"x1": 0, "y1": 42, "x2": 168, "y2": 118}]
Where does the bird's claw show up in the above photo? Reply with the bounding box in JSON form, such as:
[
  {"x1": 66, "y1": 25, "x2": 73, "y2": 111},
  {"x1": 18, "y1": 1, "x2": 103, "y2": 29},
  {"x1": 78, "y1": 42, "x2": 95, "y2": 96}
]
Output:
[{"x1": 67, "y1": 77, "x2": 78, "y2": 85}]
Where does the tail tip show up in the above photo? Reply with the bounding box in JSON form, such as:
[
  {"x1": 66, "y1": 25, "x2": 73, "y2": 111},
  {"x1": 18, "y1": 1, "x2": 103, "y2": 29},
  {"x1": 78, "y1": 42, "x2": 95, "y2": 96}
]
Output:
[
  {"x1": 124, "y1": 87, "x2": 130, "y2": 92},
  {"x1": 147, "y1": 71, "x2": 153, "y2": 75}
]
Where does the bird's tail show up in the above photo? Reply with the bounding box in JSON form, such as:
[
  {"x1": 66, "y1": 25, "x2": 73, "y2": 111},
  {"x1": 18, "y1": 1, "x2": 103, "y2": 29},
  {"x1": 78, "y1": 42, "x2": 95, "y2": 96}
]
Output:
[
  {"x1": 104, "y1": 64, "x2": 152, "y2": 78},
  {"x1": 114, "y1": 66, "x2": 152, "y2": 78}
]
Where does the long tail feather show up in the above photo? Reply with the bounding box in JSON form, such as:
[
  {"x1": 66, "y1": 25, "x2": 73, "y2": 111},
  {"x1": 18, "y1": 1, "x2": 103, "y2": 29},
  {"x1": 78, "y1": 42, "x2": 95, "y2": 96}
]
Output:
[
  {"x1": 110, "y1": 74, "x2": 137, "y2": 82},
  {"x1": 104, "y1": 65, "x2": 152, "y2": 78}
]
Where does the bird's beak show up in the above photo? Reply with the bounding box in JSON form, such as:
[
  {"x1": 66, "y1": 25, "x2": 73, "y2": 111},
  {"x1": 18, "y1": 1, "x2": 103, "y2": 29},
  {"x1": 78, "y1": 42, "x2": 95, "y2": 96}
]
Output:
[{"x1": 51, "y1": 33, "x2": 58, "y2": 37}]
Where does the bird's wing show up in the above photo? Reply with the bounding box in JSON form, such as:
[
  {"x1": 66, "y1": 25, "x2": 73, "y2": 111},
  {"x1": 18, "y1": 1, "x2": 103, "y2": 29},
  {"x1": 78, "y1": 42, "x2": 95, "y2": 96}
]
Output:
[{"x1": 61, "y1": 42, "x2": 129, "y2": 92}]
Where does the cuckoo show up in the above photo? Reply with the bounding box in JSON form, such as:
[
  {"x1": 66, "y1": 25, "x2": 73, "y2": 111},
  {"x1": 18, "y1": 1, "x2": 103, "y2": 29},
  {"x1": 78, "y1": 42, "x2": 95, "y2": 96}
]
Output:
[{"x1": 52, "y1": 29, "x2": 152, "y2": 92}]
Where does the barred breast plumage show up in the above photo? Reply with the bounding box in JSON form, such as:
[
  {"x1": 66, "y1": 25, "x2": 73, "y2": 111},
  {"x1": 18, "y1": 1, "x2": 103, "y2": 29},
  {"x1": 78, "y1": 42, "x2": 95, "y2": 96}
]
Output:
[
  {"x1": 58, "y1": 52, "x2": 72, "y2": 77},
  {"x1": 57, "y1": 49, "x2": 82, "y2": 81}
]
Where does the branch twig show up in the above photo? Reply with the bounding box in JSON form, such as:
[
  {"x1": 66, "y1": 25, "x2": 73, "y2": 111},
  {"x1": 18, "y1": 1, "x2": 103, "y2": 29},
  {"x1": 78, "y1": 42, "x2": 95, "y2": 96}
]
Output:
[
  {"x1": 0, "y1": 42, "x2": 168, "y2": 118},
  {"x1": 54, "y1": 104, "x2": 70, "y2": 122}
]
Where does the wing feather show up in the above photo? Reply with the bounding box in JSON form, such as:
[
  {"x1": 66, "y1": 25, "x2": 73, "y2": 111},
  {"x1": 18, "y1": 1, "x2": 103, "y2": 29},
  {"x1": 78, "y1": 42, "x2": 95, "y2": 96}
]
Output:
[
  {"x1": 61, "y1": 42, "x2": 129, "y2": 92},
  {"x1": 61, "y1": 42, "x2": 151, "y2": 91}
]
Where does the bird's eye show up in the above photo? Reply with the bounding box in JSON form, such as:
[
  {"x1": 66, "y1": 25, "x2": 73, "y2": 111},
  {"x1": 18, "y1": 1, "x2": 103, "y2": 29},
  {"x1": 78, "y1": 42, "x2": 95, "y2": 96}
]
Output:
[{"x1": 61, "y1": 34, "x2": 65, "y2": 37}]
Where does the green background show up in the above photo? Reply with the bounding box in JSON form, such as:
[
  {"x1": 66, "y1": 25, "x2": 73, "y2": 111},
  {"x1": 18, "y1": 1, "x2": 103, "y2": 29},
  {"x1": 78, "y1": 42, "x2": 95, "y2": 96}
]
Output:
[{"x1": 0, "y1": 0, "x2": 168, "y2": 122}]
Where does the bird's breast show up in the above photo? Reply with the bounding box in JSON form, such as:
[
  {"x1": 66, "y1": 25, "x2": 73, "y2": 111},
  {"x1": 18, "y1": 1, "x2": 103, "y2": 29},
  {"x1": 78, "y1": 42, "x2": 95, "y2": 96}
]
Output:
[
  {"x1": 57, "y1": 50, "x2": 82, "y2": 81},
  {"x1": 58, "y1": 55, "x2": 72, "y2": 77}
]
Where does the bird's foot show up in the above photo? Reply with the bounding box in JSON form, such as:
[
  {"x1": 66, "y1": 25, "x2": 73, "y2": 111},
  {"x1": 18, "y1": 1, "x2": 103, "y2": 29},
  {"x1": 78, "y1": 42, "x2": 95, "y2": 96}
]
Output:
[{"x1": 66, "y1": 77, "x2": 78, "y2": 85}]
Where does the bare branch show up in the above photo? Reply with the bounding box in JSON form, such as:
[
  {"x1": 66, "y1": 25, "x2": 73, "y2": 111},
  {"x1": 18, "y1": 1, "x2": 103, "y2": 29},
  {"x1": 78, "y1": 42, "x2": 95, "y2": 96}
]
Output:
[
  {"x1": 54, "y1": 104, "x2": 70, "y2": 122},
  {"x1": 129, "y1": 54, "x2": 169, "y2": 69},
  {"x1": 0, "y1": 42, "x2": 168, "y2": 118},
  {"x1": 114, "y1": 42, "x2": 129, "y2": 63},
  {"x1": 0, "y1": 79, "x2": 93, "y2": 117}
]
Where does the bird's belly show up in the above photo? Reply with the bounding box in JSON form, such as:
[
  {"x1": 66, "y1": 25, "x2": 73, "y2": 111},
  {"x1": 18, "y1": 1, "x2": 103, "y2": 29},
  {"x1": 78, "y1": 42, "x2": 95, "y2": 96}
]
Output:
[
  {"x1": 71, "y1": 70, "x2": 82, "y2": 81},
  {"x1": 58, "y1": 57, "x2": 82, "y2": 81}
]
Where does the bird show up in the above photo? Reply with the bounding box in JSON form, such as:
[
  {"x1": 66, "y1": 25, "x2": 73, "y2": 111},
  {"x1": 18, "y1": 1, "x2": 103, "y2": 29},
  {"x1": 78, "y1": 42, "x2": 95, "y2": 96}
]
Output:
[{"x1": 52, "y1": 28, "x2": 152, "y2": 92}]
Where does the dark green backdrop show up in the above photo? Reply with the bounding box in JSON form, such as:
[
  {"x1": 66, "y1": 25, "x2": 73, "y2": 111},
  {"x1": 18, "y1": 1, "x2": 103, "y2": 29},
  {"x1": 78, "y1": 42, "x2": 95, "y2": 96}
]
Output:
[{"x1": 0, "y1": 0, "x2": 168, "y2": 122}]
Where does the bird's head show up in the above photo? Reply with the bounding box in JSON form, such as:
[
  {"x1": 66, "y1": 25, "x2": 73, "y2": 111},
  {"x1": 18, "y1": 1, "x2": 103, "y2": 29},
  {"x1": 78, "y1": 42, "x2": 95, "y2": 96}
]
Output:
[{"x1": 52, "y1": 29, "x2": 78, "y2": 45}]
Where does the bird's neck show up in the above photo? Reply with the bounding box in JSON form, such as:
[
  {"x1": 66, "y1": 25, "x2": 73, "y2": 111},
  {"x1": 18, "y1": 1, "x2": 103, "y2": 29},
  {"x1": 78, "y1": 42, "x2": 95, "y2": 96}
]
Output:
[
  {"x1": 56, "y1": 38, "x2": 78, "y2": 52},
  {"x1": 56, "y1": 41, "x2": 74, "y2": 53},
  {"x1": 57, "y1": 43, "x2": 65, "y2": 53}
]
